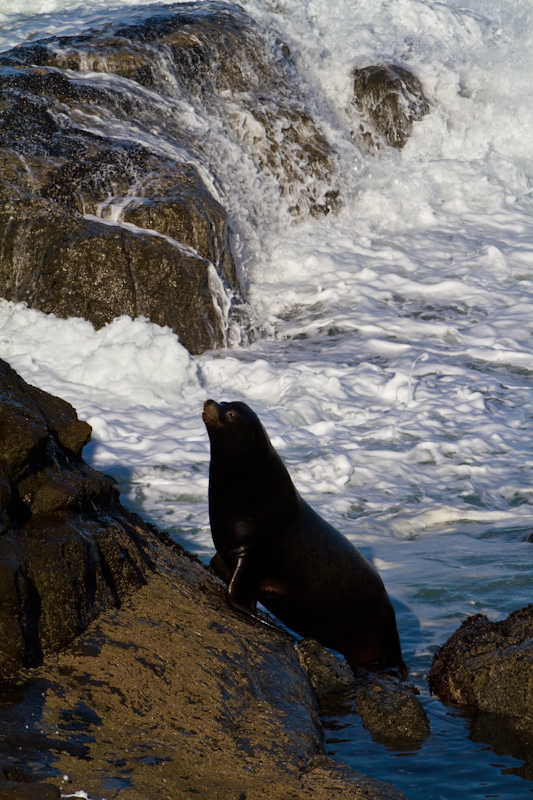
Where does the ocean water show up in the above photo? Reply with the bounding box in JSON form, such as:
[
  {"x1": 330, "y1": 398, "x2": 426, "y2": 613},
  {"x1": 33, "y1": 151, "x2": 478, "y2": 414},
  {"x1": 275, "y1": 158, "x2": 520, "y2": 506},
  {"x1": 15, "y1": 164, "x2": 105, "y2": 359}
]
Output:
[{"x1": 1, "y1": 0, "x2": 532, "y2": 798}]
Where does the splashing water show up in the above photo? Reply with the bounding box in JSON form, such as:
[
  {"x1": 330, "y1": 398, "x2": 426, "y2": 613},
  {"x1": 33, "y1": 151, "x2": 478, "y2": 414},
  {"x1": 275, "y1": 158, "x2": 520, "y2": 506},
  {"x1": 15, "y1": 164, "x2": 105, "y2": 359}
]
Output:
[{"x1": 1, "y1": 1, "x2": 533, "y2": 797}]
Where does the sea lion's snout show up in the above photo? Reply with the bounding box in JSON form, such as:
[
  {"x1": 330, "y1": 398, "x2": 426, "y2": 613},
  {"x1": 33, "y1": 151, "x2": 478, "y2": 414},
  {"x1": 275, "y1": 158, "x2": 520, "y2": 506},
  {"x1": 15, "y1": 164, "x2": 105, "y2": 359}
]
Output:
[{"x1": 203, "y1": 399, "x2": 221, "y2": 427}]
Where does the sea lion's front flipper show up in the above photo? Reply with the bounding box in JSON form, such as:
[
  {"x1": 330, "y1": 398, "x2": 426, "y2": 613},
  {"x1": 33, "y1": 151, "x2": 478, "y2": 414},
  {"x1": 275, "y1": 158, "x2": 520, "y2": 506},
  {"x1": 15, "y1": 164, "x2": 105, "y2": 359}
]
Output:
[{"x1": 226, "y1": 555, "x2": 281, "y2": 633}]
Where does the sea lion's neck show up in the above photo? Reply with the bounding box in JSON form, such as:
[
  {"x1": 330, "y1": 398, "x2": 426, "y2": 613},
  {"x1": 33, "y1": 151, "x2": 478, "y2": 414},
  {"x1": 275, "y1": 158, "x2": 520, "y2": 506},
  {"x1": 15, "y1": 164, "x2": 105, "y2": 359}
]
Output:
[{"x1": 209, "y1": 443, "x2": 299, "y2": 521}]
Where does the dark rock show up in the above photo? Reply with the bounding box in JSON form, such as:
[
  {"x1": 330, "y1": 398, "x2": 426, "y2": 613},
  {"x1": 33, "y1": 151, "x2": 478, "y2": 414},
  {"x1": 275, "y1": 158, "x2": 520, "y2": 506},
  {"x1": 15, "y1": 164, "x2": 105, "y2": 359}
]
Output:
[
  {"x1": 0, "y1": 23, "x2": 238, "y2": 355},
  {"x1": 0, "y1": 3, "x2": 340, "y2": 353},
  {"x1": 0, "y1": 182, "x2": 227, "y2": 354},
  {"x1": 30, "y1": 4, "x2": 338, "y2": 216},
  {"x1": 428, "y1": 606, "x2": 533, "y2": 715},
  {"x1": 354, "y1": 677, "x2": 430, "y2": 746},
  {"x1": 118, "y1": 162, "x2": 236, "y2": 287},
  {"x1": 0, "y1": 538, "x2": 409, "y2": 800},
  {"x1": 429, "y1": 606, "x2": 533, "y2": 775},
  {"x1": 298, "y1": 638, "x2": 430, "y2": 746},
  {"x1": 0, "y1": 140, "x2": 235, "y2": 355},
  {"x1": 298, "y1": 637, "x2": 356, "y2": 696},
  {"x1": 0, "y1": 358, "x2": 157, "y2": 681},
  {"x1": 352, "y1": 63, "x2": 430, "y2": 150}
]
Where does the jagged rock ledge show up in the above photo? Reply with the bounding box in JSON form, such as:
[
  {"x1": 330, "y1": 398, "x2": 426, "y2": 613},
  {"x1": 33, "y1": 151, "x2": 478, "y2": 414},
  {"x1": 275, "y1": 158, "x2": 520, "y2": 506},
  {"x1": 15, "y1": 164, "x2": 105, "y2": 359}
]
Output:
[
  {"x1": 0, "y1": 3, "x2": 431, "y2": 357},
  {"x1": 0, "y1": 359, "x2": 407, "y2": 799},
  {"x1": 0, "y1": 358, "x2": 157, "y2": 681}
]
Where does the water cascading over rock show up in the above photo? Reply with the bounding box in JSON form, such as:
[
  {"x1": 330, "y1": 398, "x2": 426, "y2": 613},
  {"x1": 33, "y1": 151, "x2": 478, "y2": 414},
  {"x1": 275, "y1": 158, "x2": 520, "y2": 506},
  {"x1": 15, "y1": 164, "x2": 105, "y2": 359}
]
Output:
[
  {"x1": 0, "y1": 1, "x2": 340, "y2": 352},
  {"x1": 352, "y1": 63, "x2": 430, "y2": 152}
]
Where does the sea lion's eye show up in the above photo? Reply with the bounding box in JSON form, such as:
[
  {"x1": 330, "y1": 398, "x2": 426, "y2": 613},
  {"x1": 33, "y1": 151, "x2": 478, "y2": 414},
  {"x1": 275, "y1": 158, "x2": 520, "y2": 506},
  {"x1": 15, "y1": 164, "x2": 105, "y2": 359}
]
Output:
[{"x1": 226, "y1": 410, "x2": 237, "y2": 422}]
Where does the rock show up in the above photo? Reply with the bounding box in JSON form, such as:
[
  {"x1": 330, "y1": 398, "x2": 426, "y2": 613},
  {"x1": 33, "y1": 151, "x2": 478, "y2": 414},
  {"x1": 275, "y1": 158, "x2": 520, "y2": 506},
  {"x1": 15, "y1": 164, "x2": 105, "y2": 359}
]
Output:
[
  {"x1": 0, "y1": 137, "x2": 236, "y2": 355},
  {"x1": 0, "y1": 20, "x2": 239, "y2": 355},
  {"x1": 429, "y1": 606, "x2": 533, "y2": 777},
  {"x1": 0, "y1": 3, "x2": 340, "y2": 353},
  {"x1": 298, "y1": 638, "x2": 356, "y2": 697},
  {"x1": 298, "y1": 638, "x2": 430, "y2": 747},
  {"x1": 354, "y1": 677, "x2": 430, "y2": 747},
  {"x1": 0, "y1": 358, "x2": 157, "y2": 680},
  {"x1": 428, "y1": 606, "x2": 533, "y2": 715},
  {"x1": 0, "y1": 536, "x2": 408, "y2": 800},
  {"x1": 352, "y1": 63, "x2": 429, "y2": 151},
  {"x1": 0, "y1": 180, "x2": 228, "y2": 354},
  {"x1": 37, "y1": 5, "x2": 339, "y2": 217}
]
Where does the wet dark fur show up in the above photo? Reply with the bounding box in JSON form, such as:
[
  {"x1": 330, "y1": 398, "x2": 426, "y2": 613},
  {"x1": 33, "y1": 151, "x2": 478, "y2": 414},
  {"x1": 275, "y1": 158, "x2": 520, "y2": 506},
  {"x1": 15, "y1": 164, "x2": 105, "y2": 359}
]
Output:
[{"x1": 203, "y1": 399, "x2": 407, "y2": 679}]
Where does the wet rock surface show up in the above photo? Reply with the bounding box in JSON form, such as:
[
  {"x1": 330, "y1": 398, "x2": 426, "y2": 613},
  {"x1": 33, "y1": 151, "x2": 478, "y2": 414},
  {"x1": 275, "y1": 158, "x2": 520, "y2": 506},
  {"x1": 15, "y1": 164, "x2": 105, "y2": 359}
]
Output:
[
  {"x1": 0, "y1": 542, "x2": 408, "y2": 800},
  {"x1": 352, "y1": 63, "x2": 430, "y2": 151},
  {"x1": 0, "y1": 93, "x2": 237, "y2": 355},
  {"x1": 298, "y1": 638, "x2": 430, "y2": 747},
  {"x1": 0, "y1": 2, "x2": 340, "y2": 353},
  {"x1": 0, "y1": 782, "x2": 61, "y2": 800},
  {"x1": 429, "y1": 606, "x2": 533, "y2": 778}
]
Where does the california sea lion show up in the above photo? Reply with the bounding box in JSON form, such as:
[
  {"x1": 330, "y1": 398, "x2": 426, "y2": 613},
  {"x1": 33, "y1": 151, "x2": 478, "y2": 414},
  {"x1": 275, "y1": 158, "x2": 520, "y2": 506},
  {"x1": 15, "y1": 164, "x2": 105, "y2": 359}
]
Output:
[{"x1": 203, "y1": 398, "x2": 407, "y2": 679}]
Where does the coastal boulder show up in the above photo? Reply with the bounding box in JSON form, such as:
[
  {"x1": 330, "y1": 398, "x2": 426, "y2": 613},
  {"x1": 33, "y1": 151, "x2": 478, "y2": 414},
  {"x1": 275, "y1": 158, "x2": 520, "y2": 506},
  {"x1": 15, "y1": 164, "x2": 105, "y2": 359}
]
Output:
[
  {"x1": 352, "y1": 63, "x2": 429, "y2": 151},
  {"x1": 0, "y1": 358, "x2": 157, "y2": 681},
  {"x1": 0, "y1": 107, "x2": 237, "y2": 355},
  {"x1": 428, "y1": 606, "x2": 533, "y2": 715},
  {"x1": 0, "y1": 538, "x2": 409, "y2": 800},
  {"x1": 429, "y1": 606, "x2": 533, "y2": 776},
  {"x1": 0, "y1": 3, "x2": 340, "y2": 353}
]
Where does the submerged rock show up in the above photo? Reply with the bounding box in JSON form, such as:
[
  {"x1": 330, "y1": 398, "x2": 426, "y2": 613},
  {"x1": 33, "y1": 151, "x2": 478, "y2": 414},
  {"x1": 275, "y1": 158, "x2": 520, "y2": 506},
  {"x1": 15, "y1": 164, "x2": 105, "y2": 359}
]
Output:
[
  {"x1": 429, "y1": 606, "x2": 533, "y2": 777},
  {"x1": 352, "y1": 63, "x2": 430, "y2": 151},
  {"x1": 298, "y1": 638, "x2": 430, "y2": 747}
]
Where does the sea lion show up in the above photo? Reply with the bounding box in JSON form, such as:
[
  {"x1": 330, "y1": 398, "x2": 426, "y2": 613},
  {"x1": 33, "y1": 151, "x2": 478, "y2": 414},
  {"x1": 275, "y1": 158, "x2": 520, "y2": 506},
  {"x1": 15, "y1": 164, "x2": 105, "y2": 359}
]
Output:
[{"x1": 203, "y1": 398, "x2": 407, "y2": 679}]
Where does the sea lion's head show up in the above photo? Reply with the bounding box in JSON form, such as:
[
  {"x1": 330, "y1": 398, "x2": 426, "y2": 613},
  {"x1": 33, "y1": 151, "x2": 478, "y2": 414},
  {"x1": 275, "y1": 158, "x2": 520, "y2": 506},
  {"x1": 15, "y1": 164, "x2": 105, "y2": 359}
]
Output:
[
  {"x1": 203, "y1": 398, "x2": 258, "y2": 428},
  {"x1": 202, "y1": 399, "x2": 272, "y2": 460},
  {"x1": 203, "y1": 399, "x2": 295, "y2": 511}
]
